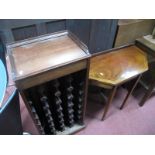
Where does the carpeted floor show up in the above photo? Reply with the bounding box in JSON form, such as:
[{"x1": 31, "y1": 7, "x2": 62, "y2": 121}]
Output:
[{"x1": 5, "y1": 57, "x2": 155, "y2": 135}]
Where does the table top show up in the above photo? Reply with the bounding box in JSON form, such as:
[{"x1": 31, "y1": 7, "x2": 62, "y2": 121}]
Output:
[
  {"x1": 7, "y1": 31, "x2": 89, "y2": 81},
  {"x1": 0, "y1": 59, "x2": 7, "y2": 107},
  {"x1": 89, "y1": 45, "x2": 148, "y2": 86}
]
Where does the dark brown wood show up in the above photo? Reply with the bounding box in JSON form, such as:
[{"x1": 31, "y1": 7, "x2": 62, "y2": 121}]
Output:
[
  {"x1": 101, "y1": 86, "x2": 117, "y2": 121},
  {"x1": 139, "y1": 66, "x2": 155, "y2": 107},
  {"x1": 38, "y1": 87, "x2": 56, "y2": 135},
  {"x1": 136, "y1": 38, "x2": 155, "y2": 106},
  {"x1": 7, "y1": 31, "x2": 89, "y2": 81},
  {"x1": 28, "y1": 100, "x2": 45, "y2": 134},
  {"x1": 51, "y1": 80, "x2": 65, "y2": 131},
  {"x1": 20, "y1": 90, "x2": 41, "y2": 134},
  {"x1": 82, "y1": 60, "x2": 90, "y2": 124},
  {"x1": 60, "y1": 75, "x2": 75, "y2": 127},
  {"x1": 139, "y1": 81, "x2": 155, "y2": 106},
  {"x1": 8, "y1": 30, "x2": 90, "y2": 135},
  {"x1": 120, "y1": 74, "x2": 142, "y2": 109}
]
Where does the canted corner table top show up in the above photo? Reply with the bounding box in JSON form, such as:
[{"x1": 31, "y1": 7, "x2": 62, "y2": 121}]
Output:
[
  {"x1": 7, "y1": 33, "x2": 88, "y2": 81},
  {"x1": 89, "y1": 45, "x2": 148, "y2": 86}
]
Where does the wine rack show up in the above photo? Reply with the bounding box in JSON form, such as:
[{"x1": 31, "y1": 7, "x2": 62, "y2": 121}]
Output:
[
  {"x1": 23, "y1": 69, "x2": 87, "y2": 135},
  {"x1": 28, "y1": 100, "x2": 45, "y2": 135},
  {"x1": 73, "y1": 70, "x2": 86, "y2": 125},
  {"x1": 7, "y1": 30, "x2": 90, "y2": 135}
]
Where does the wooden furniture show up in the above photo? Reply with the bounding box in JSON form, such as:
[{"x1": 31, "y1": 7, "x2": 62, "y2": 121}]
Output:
[
  {"x1": 114, "y1": 19, "x2": 155, "y2": 47},
  {"x1": 138, "y1": 62, "x2": 155, "y2": 106},
  {"x1": 7, "y1": 30, "x2": 90, "y2": 135},
  {"x1": 136, "y1": 36, "x2": 155, "y2": 106},
  {"x1": 0, "y1": 19, "x2": 118, "y2": 54},
  {"x1": 0, "y1": 89, "x2": 23, "y2": 135},
  {"x1": 136, "y1": 36, "x2": 155, "y2": 58},
  {"x1": 89, "y1": 45, "x2": 148, "y2": 120},
  {"x1": 0, "y1": 59, "x2": 7, "y2": 106}
]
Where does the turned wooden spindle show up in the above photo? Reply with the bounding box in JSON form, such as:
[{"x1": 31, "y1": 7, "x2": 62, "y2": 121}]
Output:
[
  {"x1": 28, "y1": 101, "x2": 45, "y2": 134},
  {"x1": 52, "y1": 80, "x2": 65, "y2": 131},
  {"x1": 39, "y1": 87, "x2": 56, "y2": 135},
  {"x1": 75, "y1": 81, "x2": 85, "y2": 124},
  {"x1": 66, "y1": 76, "x2": 75, "y2": 127}
]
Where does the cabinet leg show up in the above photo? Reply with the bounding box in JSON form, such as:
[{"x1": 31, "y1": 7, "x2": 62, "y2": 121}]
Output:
[
  {"x1": 101, "y1": 86, "x2": 117, "y2": 121},
  {"x1": 120, "y1": 74, "x2": 142, "y2": 110},
  {"x1": 139, "y1": 82, "x2": 155, "y2": 107}
]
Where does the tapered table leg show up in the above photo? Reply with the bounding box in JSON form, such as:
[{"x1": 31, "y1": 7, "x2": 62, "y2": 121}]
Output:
[
  {"x1": 101, "y1": 86, "x2": 117, "y2": 121},
  {"x1": 120, "y1": 74, "x2": 142, "y2": 110},
  {"x1": 139, "y1": 80, "x2": 155, "y2": 107}
]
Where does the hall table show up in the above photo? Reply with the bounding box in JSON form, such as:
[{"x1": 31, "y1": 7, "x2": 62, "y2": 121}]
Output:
[{"x1": 89, "y1": 45, "x2": 148, "y2": 120}]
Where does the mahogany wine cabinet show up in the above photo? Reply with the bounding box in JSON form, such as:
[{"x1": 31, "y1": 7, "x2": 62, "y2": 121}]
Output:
[{"x1": 7, "y1": 31, "x2": 90, "y2": 135}]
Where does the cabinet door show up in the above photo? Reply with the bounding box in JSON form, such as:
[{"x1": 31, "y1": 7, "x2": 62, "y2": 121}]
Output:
[
  {"x1": 12, "y1": 25, "x2": 37, "y2": 41},
  {"x1": 67, "y1": 19, "x2": 118, "y2": 54},
  {"x1": 66, "y1": 19, "x2": 91, "y2": 46},
  {"x1": 89, "y1": 19, "x2": 118, "y2": 53},
  {"x1": 0, "y1": 19, "x2": 66, "y2": 42}
]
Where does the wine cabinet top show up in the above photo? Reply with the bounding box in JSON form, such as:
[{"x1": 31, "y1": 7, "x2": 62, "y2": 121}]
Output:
[{"x1": 7, "y1": 31, "x2": 90, "y2": 81}]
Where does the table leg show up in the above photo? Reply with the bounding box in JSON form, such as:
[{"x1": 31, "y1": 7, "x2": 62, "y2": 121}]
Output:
[
  {"x1": 139, "y1": 81, "x2": 155, "y2": 107},
  {"x1": 120, "y1": 74, "x2": 142, "y2": 110},
  {"x1": 101, "y1": 86, "x2": 117, "y2": 121}
]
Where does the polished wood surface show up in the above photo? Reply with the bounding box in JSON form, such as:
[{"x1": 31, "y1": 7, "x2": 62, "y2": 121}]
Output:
[
  {"x1": 8, "y1": 33, "x2": 88, "y2": 81},
  {"x1": 16, "y1": 60, "x2": 87, "y2": 89},
  {"x1": 89, "y1": 45, "x2": 148, "y2": 86}
]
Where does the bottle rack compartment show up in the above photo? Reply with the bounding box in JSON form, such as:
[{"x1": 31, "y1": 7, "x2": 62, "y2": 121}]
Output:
[{"x1": 24, "y1": 69, "x2": 87, "y2": 135}]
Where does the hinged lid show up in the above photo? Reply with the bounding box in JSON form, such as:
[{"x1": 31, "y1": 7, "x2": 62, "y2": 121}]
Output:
[{"x1": 7, "y1": 30, "x2": 90, "y2": 81}]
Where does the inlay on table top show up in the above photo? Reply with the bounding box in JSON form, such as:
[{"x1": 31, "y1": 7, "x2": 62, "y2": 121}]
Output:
[{"x1": 89, "y1": 45, "x2": 148, "y2": 86}]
